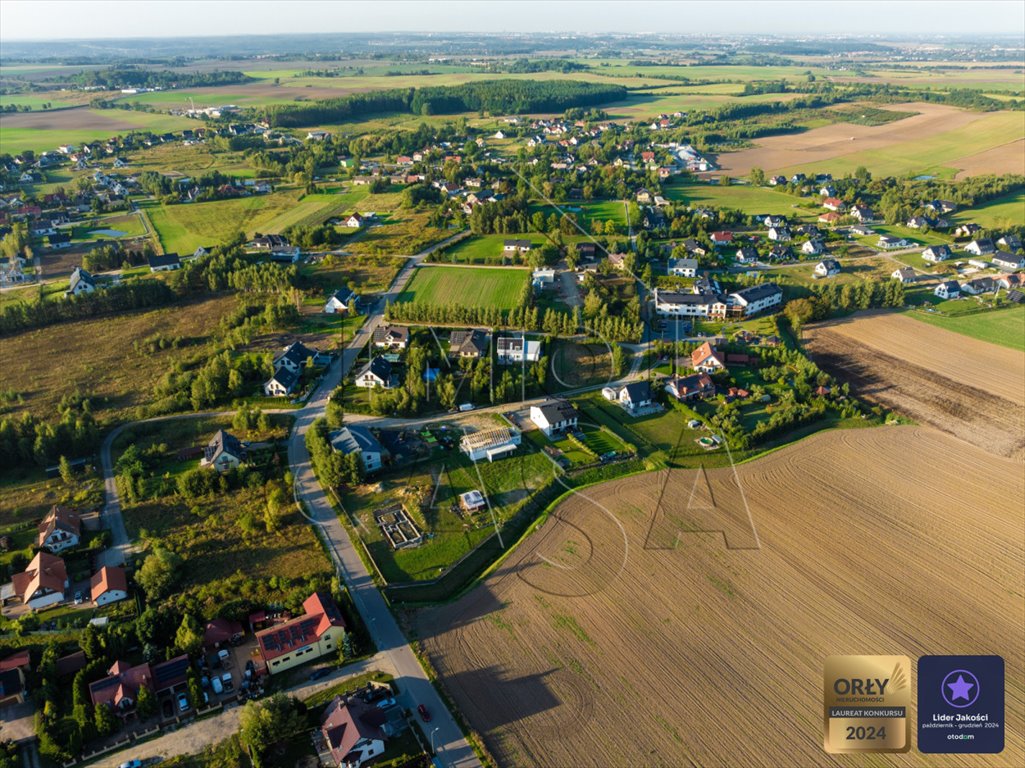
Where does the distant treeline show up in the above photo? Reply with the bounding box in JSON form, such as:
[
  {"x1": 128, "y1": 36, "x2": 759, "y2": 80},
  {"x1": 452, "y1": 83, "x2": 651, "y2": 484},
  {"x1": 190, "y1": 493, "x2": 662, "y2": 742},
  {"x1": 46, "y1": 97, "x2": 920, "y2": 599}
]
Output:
[
  {"x1": 261, "y1": 80, "x2": 628, "y2": 127},
  {"x1": 71, "y1": 67, "x2": 252, "y2": 90}
]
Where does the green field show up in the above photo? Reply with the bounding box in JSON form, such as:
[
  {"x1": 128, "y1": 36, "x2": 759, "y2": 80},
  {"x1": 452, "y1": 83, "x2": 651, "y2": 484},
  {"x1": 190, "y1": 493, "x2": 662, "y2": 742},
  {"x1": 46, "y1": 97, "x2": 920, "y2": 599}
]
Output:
[
  {"x1": 953, "y1": 191, "x2": 1025, "y2": 230},
  {"x1": 436, "y1": 234, "x2": 545, "y2": 264},
  {"x1": 531, "y1": 199, "x2": 628, "y2": 230},
  {"x1": 143, "y1": 190, "x2": 325, "y2": 253},
  {"x1": 907, "y1": 304, "x2": 1025, "y2": 351},
  {"x1": 0, "y1": 108, "x2": 196, "y2": 154},
  {"x1": 397, "y1": 266, "x2": 528, "y2": 310},
  {"x1": 666, "y1": 182, "x2": 811, "y2": 218}
]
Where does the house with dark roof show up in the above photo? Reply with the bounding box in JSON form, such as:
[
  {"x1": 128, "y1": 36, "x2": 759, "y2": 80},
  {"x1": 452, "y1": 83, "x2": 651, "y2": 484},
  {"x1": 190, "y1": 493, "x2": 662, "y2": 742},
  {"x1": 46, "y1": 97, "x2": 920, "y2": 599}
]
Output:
[
  {"x1": 38, "y1": 506, "x2": 81, "y2": 553},
  {"x1": 66, "y1": 266, "x2": 96, "y2": 297},
  {"x1": 922, "y1": 244, "x2": 952, "y2": 263},
  {"x1": 201, "y1": 429, "x2": 246, "y2": 472},
  {"x1": 496, "y1": 335, "x2": 542, "y2": 364},
  {"x1": 372, "y1": 325, "x2": 409, "y2": 350},
  {"x1": 257, "y1": 592, "x2": 346, "y2": 675},
  {"x1": 354, "y1": 357, "x2": 395, "y2": 389},
  {"x1": 529, "y1": 400, "x2": 579, "y2": 437},
  {"x1": 965, "y1": 238, "x2": 995, "y2": 256},
  {"x1": 992, "y1": 251, "x2": 1025, "y2": 271},
  {"x1": 148, "y1": 252, "x2": 181, "y2": 272},
  {"x1": 320, "y1": 695, "x2": 387, "y2": 767},
  {"x1": 264, "y1": 366, "x2": 301, "y2": 398},
  {"x1": 960, "y1": 277, "x2": 996, "y2": 295},
  {"x1": 814, "y1": 259, "x2": 840, "y2": 278},
  {"x1": 331, "y1": 426, "x2": 387, "y2": 473},
  {"x1": 934, "y1": 281, "x2": 960, "y2": 300},
  {"x1": 448, "y1": 329, "x2": 489, "y2": 359},
  {"x1": 324, "y1": 288, "x2": 358, "y2": 315},
  {"x1": 665, "y1": 373, "x2": 715, "y2": 401},
  {"x1": 602, "y1": 381, "x2": 654, "y2": 413}
]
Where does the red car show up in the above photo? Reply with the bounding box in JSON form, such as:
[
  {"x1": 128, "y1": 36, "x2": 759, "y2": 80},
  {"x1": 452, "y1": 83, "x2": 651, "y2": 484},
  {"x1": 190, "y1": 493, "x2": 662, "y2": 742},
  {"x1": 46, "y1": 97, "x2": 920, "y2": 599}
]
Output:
[{"x1": 417, "y1": 704, "x2": 431, "y2": 722}]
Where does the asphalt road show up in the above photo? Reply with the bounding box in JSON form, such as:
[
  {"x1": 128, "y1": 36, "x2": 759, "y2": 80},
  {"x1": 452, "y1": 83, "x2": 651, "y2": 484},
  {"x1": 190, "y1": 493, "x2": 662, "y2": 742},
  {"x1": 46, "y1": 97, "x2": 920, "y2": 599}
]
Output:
[{"x1": 95, "y1": 231, "x2": 481, "y2": 767}]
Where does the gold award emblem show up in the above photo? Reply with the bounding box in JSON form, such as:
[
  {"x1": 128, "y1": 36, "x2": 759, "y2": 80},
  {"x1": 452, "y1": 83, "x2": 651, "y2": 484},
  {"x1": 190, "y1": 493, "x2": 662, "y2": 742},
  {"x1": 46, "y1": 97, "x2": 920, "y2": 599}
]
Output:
[{"x1": 824, "y1": 655, "x2": 911, "y2": 753}]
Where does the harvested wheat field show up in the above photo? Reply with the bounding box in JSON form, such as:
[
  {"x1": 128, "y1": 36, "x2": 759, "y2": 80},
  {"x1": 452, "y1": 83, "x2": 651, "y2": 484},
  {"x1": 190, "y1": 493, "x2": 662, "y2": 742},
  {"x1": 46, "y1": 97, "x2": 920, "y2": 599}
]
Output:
[
  {"x1": 804, "y1": 311, "x2": 1025, "y2": 459},
  {"x1": 418, "y1": 427, "x2": 1024, "y2": 768},
  {"x1": 713, "y1": 103, "x2": 1023, "y2": 177}
]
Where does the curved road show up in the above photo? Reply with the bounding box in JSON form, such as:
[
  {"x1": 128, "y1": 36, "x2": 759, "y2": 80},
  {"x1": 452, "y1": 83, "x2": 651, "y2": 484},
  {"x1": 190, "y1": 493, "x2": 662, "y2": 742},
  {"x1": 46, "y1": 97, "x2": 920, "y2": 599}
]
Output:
[{"x1": 98, "y1": 231, "x2": 482, "y2": 768}]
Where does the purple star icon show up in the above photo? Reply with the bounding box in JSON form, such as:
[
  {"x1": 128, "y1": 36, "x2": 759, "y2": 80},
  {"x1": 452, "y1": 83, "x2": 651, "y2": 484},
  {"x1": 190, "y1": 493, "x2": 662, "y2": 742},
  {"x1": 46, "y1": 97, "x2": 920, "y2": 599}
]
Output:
[
  {"x1": 941, "y1": 669, "x2": 980, "y2": 708},
  {"x1": 947, "y1": 674, "x2": 975, "y2": 701}
]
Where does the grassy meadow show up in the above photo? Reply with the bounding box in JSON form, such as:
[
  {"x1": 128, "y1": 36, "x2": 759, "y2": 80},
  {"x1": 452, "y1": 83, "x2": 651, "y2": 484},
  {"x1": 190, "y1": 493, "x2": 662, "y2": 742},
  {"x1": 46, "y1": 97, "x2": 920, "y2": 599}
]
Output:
[{"x1": 397, "y1": 265, "x2": 528, "y2": 310}]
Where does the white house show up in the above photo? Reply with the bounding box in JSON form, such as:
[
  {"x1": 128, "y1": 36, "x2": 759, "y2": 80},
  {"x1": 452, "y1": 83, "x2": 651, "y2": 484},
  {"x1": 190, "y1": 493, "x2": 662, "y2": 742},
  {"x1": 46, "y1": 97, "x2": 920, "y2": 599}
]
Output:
[
  {"x1": 496, "y1": 336, "x2": 541, "y2": 364},
  {"x1": 530, "y1": 400, "x2": 579, "y2": 437},
  {"x1": 922, "y1": 244, "x2": 952, "y2": 263},
  {"x1": 10, "y1": 552, "x2": 68, "y2": 611},
  {"x1": 37, "y1": 506, "x2": 81, "y2": 554},
  {"x1": 331, "y1": 425, "x2": 386, "y2": 473},
  {"x1": 878, "y1": 236, "x2": 911, "y2": 250},
  {"x1": 767, "y1": 226, "x2": 791, "y2": 242},
  {"x1": 90, "y1": 566, "x2": 128, "y2": 607},
  {"x1": 531, "y1": 268, "x2": 556, "y2": 286},
  {"x1": 200, "y1": 430, "x2": 246, "y2": 473},
  {"x1": 354, "y1": 357, "x2": 394, "y2": 389},
  {"x1": 802, "y1": 240, "x2": 825, "y2": 257},
  {"x1": 324, "y1": 289, "x2": 357, "y2": 314},
  {"x1": 503, "y1": 239, "x2": 532, "y2": 253},
  {"x1": 345, "y1": 212, "x2": 365, "y2": 229},
  {"x1": 991, "y1": 251, "x2": 1025, "y2": 271},
  {"x1": 964, "y1": 239, "x2": 995, "y2": 256},
  {"x1": 934, "y1": 281, "x2": 960, "y2": 300},
  {"x1": 814, "y1": 258, "x2": 840, "y2": 277},
  {"x1": 320, "y1": 696, "x2": 386, "y2": 768},
  {"x1": 668, "y1": 257, "x2": 698, "y2": 277},
  {"x1": 603, "y1": 381, "x2": 654, "y2": 413},
  {"x1": 264, "y1": 367, "x2": 300, "y2": 397},
  {"x1": 66, "y1": 267, "x2": 96, "y2": 297},
  {"x1": 147, "y1": 253, "x2": 181, "y2": 272},
  {"x1": 891, "y1": 267, "x2": 916, "y2": 284}
]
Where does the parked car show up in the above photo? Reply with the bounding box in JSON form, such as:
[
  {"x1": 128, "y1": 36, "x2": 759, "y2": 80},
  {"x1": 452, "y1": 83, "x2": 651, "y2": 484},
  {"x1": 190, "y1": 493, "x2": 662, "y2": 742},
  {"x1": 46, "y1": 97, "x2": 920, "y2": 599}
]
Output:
[
  {"x1": 201, "y1": 675, "x2": 210, "y2": 690},
  {"x1": 375, "y1": 696, "x2": 396, "y2": 709},
  {"x1": 221, "y1": 672, "x2": 233, "y2": 691},
  {"x1": 73, "y1": 590, "x2": 84, "y2": 605},
  {"x1": 417, "y1": 704, "x2": 431, "y2": 722},
  {"x1": 309, "y1": 667, "x2": 331, "y2": 681},
  {"x1": 176, "y1": 692, "x2": 189, "y2": 712},
  {"x1": 217, "y1": 649, "x2": 231, "y2": 668},
  {"x1": 211, "y1": 676, "x2": 224, "y2": 695},
  {"x1": 119, "y1": 761, "x2": 142, "y2": 768}
]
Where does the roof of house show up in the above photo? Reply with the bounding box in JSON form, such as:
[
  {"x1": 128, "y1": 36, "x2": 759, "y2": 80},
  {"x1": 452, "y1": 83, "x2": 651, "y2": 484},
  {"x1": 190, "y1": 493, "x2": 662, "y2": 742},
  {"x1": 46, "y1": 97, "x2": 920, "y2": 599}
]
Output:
[
  {"x1": 818, "y1": 258, "x2": 840, "y2": 269},
  {"x1": 89, "y1": 660, "x2": 152, "y2": 708},
  {"x1": 267, "y1": 366, "x2": 300, "y2": 393},
  {"x1": 533, "y1": 399, "x2": 579, "y2": 425},
  {"x1": 321, "y1": 696, "x2": 386, "y2": 764},
  {"x1": 669, "y1": 257, "x2": 699, "y2": 270},
  {"x1": 148, "y1": 252, "x2": 181, "y2": 269},
  {"x1": 372, "y1": 325, "x2": 409, "y2": 345},
  {"x1": 668, "y1": 373, "x2": 714, "y2": 394},
  {"x1": 449, "y1": 329, "x2": 489, "y2": 357},
  {"x1": 12, "y1": 551, "x2": 66, "y2": 602},
  {"x1": 357, "y1": 357, "x2": 393, "y2": 383},
  {"x1": 460, "y1": 427, "x2": 516, "y2": 452},
  {"x1": 731, "y1": 283, "x2": 782, "y2": 303},
  {"x1": 205, "y1": 429, "x2": 245, "y2": 464},
  {"x1": 90, "y1": 566, "x2": 127, "y2": 601},
  {"x1": 692, "y1": 341, "x2": 724, "y2": 368},
  {"x1": 621, "y1": 381, "x2": 652, "y2": 402},
  {"x1": 0, "y1": 650, "x2": 30, "y2": 673},
  {"x1": 276, "y1": 340, "x2": 320, "y2": 369},
  {"x1": 68, "y1": 266, "x2": 95, "y2": 291},
  {"x1": 38, "y1": 505, "x2": 81, "y2": 547},
  {"x1": 937, "y1": 280, "x2": 960, "y2": 292},
  {"x1": 151, "y1": 654, "x2": 190, "y2": 692},
  {"x1": 328, "y1": 288, "x2": 355, "y2": 305},
  {"x1": 256, "y1": 591, "x2": 346, "y2": 662},
  {"x1": 331, "y1": 425, "x2": 386, "y2": 457},
  {"x1": 203, "y1": 618, "x2": 244, "y2": 647},
  {"x1": 655, "y1": 290, "x2": 718, "y2": 306}
]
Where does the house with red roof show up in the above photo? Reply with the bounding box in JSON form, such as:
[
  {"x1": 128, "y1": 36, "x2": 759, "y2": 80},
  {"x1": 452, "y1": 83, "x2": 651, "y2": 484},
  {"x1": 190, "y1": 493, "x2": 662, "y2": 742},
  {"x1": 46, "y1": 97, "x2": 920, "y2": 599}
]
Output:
[
  {"x1": 320, "y1": 695, "x2": 387, "y2": 767},
  {"x1": 38, "y1": 506, "x2": 81, "y2": 553},
  {"x1": 691, "y1": 342, "x2": 726, "y2": 373},
  {"x1": 257, "y1": 592, "x2": 347, "y2": 675},
  {"x1": 89, "y1": 660, "x2": 153, "y2": 713},
  {"x1": 9, "y1": 551, "x2": 68, "y2": 610},
  {"x1": 91, "y1": 565, "x2": 128, "y2": 606}
]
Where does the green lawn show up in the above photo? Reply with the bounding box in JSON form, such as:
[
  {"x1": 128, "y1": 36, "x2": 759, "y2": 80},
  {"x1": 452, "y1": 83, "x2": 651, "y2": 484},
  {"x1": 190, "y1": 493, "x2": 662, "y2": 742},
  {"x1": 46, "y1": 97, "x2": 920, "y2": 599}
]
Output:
[
  {"x1": 906, "y1": 304, "x2": 1025, "y2": 351},
  {"x1": 0, "y1": 109, "x2": 196, "y2": 155},
  {"x1": 396, "y1": 266, "x2": 527, "y2": 310},
  {"x1": 665, "y1": 182, "x2": 813, "y2": 219},
  {"x1": 531, "y1": 200, "x2": 627, "y2": 230},
  {"x1": 143, "y1": 191, "x2": 307, "y2": 253},
  {"x1": 952, "y1": 191, "x2": 1025, "y2": 230},
  {"x1": 435, "y1": 234, "x2": 544, "y2": 265}
]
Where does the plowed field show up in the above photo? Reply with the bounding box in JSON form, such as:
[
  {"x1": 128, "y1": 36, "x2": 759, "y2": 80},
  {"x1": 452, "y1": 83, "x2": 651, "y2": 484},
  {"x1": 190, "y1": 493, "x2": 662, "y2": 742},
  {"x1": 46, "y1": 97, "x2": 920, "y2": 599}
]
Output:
[
  {"x1": 418, "y1": 427, "x2": 1024, "y2": 767},
  {"x1": 804, "y1": 311, "x2": 1025, "y2": 460}
]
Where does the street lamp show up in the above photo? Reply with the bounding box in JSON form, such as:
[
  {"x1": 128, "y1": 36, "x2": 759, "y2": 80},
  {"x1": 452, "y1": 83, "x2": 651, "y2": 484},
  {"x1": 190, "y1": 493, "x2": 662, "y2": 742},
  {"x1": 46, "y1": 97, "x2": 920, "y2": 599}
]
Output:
[{"x1": 430, "y1": 726, "x2": 440, "y2": 753}]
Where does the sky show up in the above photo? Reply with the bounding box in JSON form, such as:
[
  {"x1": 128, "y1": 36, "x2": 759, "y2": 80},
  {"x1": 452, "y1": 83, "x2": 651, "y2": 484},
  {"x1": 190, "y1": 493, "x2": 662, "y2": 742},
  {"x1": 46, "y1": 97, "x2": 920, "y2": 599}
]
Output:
[{"x1": 0, "y1": 0, "x2": 1022, "y2": 40}]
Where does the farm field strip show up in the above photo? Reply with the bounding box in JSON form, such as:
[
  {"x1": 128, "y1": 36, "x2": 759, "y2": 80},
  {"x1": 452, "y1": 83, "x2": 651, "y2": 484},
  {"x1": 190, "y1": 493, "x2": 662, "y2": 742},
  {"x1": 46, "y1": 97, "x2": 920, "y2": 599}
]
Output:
[{"x1": 397, "y1": 265, "x2": 528, "y2": 310}]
